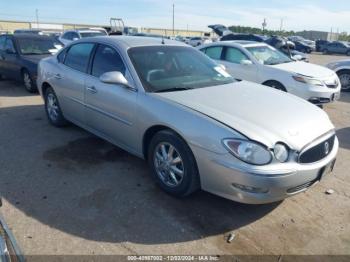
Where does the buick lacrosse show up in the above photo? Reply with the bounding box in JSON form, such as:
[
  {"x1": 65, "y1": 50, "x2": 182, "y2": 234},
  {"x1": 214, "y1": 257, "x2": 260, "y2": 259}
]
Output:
[{"x1": 37, "y1": 37, "x2": 338, "y2": 204}]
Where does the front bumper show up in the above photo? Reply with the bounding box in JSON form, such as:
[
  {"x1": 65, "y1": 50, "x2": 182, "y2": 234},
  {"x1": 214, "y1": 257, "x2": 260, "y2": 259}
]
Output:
[
  {"x1": 192, "y1": 137, "x2": 339, "y2": 204},
  {"x1": 287, "y1": 77, "x2": 341, "y2": 105}
]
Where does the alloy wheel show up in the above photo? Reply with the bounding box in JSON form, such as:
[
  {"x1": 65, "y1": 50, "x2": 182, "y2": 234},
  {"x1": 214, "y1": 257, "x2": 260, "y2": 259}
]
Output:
[
  {"x1": 339, "y1": 74, "x2": 350, "y2": 91},
  {"x1": 153, "y1": 142, "x2": 184, "y2": 187},
  {"x1": 46, "y1": 93, "x2": 59, "y2": 122},
  {"x1": 23, "y1": 72, "x2": 32, "y2": 90}
]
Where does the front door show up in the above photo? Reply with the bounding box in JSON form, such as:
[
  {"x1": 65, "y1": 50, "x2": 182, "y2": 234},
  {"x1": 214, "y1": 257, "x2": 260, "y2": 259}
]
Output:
[{"x1": 84, "y1": 44, "x2": 138, "y2": 151}]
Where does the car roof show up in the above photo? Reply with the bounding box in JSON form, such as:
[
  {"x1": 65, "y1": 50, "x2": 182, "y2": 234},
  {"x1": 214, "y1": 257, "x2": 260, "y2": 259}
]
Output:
[
  {"x1": 10, "y1": 33, "x2": 54, "y2": 40},
  {"x1": 200, "y1": 40, "x2": 267, "y2": 49},
  {"x1": 78, "y1": 36, "x2": 188, "y2": 48}
]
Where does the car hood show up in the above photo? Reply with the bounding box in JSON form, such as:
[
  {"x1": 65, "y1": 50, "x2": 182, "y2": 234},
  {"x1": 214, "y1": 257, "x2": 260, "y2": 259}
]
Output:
[
  {"x1": 154, "y1": 82, "x2": 334, "y2": 150},
  {"x1": 21, "y1": 54, "x2": 52, "y2": 64},
  {"x1": 271, "y1": 61, "x2": 334, "y2": 78}
]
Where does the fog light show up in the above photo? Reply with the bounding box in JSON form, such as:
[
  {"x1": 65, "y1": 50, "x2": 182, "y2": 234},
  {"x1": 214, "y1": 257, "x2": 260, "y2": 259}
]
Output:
[{"x1": 232, "y1": 183, "x2": 269, "y2": 193}]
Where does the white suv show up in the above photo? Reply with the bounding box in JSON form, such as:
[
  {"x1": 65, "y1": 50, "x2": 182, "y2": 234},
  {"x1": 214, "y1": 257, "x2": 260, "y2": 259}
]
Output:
[
  {"x1": 199, "y1": 41, "x2": 341, "y2": 105},
  {"x1": 59, "y1": 29, "x2": 107, "y2": 45}
]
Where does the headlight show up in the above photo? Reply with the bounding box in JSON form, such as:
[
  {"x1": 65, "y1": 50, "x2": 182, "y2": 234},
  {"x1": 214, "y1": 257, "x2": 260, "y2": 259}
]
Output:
[
  {"x1": 292, "y1": 75, "x2": 323, "y2": 86},
  {"x1": 274, "y1": 143, "x2": 289, "y2": 162},
  {"x1": 223, "y1": 139, "x2": 272, "y2": 165}
]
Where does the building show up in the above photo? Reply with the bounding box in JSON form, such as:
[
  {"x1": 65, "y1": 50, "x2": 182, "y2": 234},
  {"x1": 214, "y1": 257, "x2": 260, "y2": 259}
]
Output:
[
  {"x1": 295, "y1": 30, "x2": 339, "y2": 41},
  {"x1": 0, "y1": 19, "x2": 211, "y2": 37}
]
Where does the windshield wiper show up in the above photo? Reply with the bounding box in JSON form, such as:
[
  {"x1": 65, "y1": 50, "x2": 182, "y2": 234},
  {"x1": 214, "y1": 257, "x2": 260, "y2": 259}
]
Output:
[{"x1": 154, "y1": 86, "x2": 193, "y2": 93}]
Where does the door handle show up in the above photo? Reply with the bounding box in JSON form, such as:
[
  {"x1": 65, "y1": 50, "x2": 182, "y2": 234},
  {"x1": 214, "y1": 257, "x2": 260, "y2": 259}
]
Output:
[
  {"x1": 86, "y1": 86, "x2": 97, "y2": 94},
  {"x1": 54, "y1": 74, "x2": 62, "y2": 79}
]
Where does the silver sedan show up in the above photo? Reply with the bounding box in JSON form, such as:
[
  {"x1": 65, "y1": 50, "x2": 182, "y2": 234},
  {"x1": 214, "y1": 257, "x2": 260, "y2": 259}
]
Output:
[
  {"x1": 326, "y1": 59, "x2": 350, "y2": 92},
  {"x1": 37, "y1": 36, "x2": 338, "y2": 204}
]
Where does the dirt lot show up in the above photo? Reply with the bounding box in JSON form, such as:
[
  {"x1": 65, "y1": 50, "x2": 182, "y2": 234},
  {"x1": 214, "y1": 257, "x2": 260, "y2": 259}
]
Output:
[{"x1": 0, "y1": 53, "x2": 349, "y2": 259}]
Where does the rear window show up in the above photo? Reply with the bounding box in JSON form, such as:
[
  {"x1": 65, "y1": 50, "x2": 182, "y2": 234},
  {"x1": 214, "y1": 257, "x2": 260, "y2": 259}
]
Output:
[{"x1": 64, "y1": 43, "x2": 94, "y2": 72}]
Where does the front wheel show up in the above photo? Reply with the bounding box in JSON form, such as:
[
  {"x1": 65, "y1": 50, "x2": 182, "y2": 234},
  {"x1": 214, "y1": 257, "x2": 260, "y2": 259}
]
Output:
[
  {"x1": 337, "y1": 70, "x2": 350, "y2": 92},
  {"x1": 346, "y1": 51, "x2": 350, "y2": 56},
  {"x1": 44, "y1": 87, "x2": 68, "y2": 127},
  {"x1": 22, "y1": 69, "x2": 37, "y2": 93},
  {"x1": 148, "y1": 130, "x2": 200, "y2": 197}
]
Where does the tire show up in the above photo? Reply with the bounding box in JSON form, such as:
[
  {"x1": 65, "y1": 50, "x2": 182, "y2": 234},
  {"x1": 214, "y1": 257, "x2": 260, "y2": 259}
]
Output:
[
  {"x1": 148, "y1": 130, "x2": 200, "y2": 197},
  {"x1": 0, "y1": 73, "x2": 3, "y2": 81},
  {"x1": 323, "y1": 49, "x2": 329, "y2": 55},
  {"x1": 44, "y1": 87, "x2": 68, "y2": 127},
  {"x1": 22, "y1": 69, "x2": 37, "y2": 93},
  {"x1": 337, "y1": 70, "x2": 350, "y2": 92},
  {"x1": 263, "y1": 81, "x2": 287, "y2": 92},
  {"x1": 346, "y1": 51, "x2": 350, "y2": 56}
]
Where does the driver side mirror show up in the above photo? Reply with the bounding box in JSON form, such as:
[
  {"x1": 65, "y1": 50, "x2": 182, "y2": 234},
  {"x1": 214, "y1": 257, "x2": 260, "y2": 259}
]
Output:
[
  {"x1": 292, "y1": 55, "x2": 303, "y2": 61},
  {"x1": 241, "y1": 59, "x2": 253, "y2": 65},
  {"x1": 72, "y1": 37, "x2": 79, "y2": 41},
  {"x1": 100, "y1": 71, "x2": 136, "y2": 91}
]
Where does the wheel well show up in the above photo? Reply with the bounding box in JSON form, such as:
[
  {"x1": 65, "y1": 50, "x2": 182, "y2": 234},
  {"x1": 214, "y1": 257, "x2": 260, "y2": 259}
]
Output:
[
  {"x1": 142, "y1": 125, "x2": 180, "y2": 159},
  {"x1": 336, "y1": 69, "x2": 350, "y2": 75},
  {"x1": 20, "y1": 67, "x2": 27, "y2": 76},
  {"x1": 41, "y1": 82, "x2": 52, "y2": 96},
  {"x1": 262, "y1": 80, "x2": 286, "y2": 91}
]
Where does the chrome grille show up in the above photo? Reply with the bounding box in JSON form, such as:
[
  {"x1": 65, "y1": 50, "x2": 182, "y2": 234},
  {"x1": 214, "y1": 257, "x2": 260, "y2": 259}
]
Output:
[{"x1": 298, "y1": 134, "x2": 335, "y2": 164}]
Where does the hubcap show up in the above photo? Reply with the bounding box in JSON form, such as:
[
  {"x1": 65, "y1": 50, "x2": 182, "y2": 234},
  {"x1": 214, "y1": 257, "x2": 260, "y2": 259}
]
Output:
[
  {"x1": 23, "y1": 73, "x2": 32, "y2": 89},
  {"x1": 153, "y1": 142, "x2": 184, "y2": 187},
  {"x1": 339, "y1": 74, "x2": 350, "y2": 90},
  {"x1": 46, "y1": 93, "x2": 59, "y2": 121}
]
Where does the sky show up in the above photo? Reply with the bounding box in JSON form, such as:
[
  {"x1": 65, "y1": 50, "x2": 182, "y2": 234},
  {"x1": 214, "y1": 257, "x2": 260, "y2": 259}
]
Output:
[{"x1": 1, "y1": 0, "x2": 350, "y2": 33}]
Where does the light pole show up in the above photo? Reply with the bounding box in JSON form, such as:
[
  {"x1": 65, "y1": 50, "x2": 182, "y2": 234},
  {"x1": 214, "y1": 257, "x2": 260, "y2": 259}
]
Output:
[
  {"x1": 172, "y1": 4, "x2": 175, "y2": 37},
  {"x1": 35, "y1": 9, "x2": 39, "y2": 27}
]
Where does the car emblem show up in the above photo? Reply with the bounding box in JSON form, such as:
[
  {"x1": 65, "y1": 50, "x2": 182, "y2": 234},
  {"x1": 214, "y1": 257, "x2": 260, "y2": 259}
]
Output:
[{"x1": 324, "y1": 142, "x2": 330, "y2": 155}]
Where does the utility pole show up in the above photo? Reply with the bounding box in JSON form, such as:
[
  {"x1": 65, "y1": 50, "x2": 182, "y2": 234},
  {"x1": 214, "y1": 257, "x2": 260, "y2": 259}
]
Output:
[
  {"x1": 280, "y1": 18, "x2": 284, "y2": 32},
  {"x1": 35, "y1": 9, "x2": 39, "y2": 27},
  {"x1": 172, "y1": 4, "x2": 175, "y2": 37},
  {"x1": 262, "y1": 18, "x2": 267, "y2": 33}
]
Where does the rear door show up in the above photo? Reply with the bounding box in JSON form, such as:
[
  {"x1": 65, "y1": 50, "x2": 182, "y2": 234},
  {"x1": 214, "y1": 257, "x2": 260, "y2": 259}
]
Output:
[
  {"x1": 84, "y1": 44, "x2": 138, "y2": 151},
  {"x1": 55, "y1": 42, "x2": 95, "y2": 125}
]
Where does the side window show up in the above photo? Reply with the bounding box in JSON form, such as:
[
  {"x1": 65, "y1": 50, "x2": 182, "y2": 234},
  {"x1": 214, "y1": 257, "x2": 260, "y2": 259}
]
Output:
[
  {"x1": 224, "y1": 47, "x2": 249, "y2": 64},
  {"x1": 4, "y1": 38, "x2": 16, "y2": 53},
  {"x1": 62, "y1": 32, "x2": 70, "y2": 40},
  {"x1": 0, "y1": 36, "x2": 6, "y2": 50},
  {"x1": 64, "y1": 43, "x2": 94, "y2": 72},
  {"x1": 71, "y1": 32, "x2": 79, "y2": 40},
  {"x1": 205, "y1": 46, "x2": 223, "y2": 60},
  {"x1": 91, "y1": 44, "x2": 126, "y2": 77}
]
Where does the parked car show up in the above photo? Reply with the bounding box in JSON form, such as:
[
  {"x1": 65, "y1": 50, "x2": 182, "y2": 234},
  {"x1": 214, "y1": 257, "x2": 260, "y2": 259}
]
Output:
[
  {"x1": 292, "y1": 40, "x2": 314, "y2": 53},
  {"x1": 208, "y1": 25, "x2": 267, "y2": 42},
  {"x1": 0, "y1": 198, "x2": 24, "y2": 262},
  {"x1": 14, "y1": 29, "x2": 44, "y2": 35},
  {"x1": 188, "y1": 37, "x2": 204, "y2": 46},
  {"x1": 265, "y1": 36, "x2": 309, "y2": 62},
  {"x1": 58, "y1": 29, "x2": 107, "y2": 45},
  {"x1": 37, "y1": 36, "x2": 338, "y2": 204},
  {"x1": 198, "y1": 41, "x2": 341, "y2": 105},
  {"x1": 323, "y1": 41, "x2": 350, "y2": 56},
  {"x1": 0, "y1": 34, "x2": 63, "y2": 92},
  {"x1": 316, "y1": 40, "x2": 330, "y2": 52},
  {"x1": 326, "y1": 59, "x2": 350, "y2": 91}
]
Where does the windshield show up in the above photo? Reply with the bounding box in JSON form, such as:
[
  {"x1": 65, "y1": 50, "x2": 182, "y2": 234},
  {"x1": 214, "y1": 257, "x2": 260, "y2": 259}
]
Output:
[
  {"x1": 80, "y1": 32, "x2": 106, "y2": 38},
  {"x1": 17, "y1": 38, "x2": 63, "y2": 55},
  {"x1": 128, "y1": 46, "x2": 234, "y2": 92},
  {"x1": 246, "y1": 45, "x2": 292, "y2": 65}
]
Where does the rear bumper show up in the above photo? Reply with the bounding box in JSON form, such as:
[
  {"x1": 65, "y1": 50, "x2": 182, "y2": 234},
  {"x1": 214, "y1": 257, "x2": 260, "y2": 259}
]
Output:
[{"x1": 193, "y1": 137, "x2": 338, "y2": 204}]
